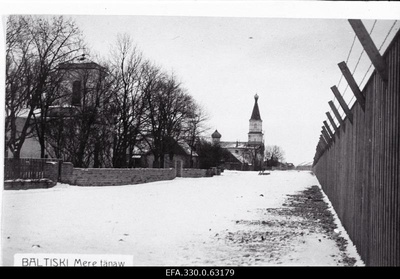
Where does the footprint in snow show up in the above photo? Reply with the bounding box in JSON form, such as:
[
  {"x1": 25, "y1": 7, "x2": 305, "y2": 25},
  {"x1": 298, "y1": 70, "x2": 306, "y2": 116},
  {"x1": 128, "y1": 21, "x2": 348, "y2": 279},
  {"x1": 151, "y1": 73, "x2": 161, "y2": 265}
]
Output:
[{"x1": 32, "y1": 244, "x2": 41, "y2": 248}]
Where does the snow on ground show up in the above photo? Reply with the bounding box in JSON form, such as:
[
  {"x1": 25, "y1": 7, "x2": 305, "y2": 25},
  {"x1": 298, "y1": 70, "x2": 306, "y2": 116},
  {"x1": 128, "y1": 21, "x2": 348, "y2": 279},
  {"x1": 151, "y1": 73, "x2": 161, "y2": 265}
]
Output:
[{"x1": 1, "y1": 170, "x2": 364, "y2": 266}]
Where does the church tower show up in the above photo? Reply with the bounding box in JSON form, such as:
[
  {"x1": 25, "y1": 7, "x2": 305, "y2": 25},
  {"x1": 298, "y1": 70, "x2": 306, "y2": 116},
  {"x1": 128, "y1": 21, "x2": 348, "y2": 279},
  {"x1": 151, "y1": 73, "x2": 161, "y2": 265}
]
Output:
[
  {"x1": 248, "y1": 94, "x2": 263, "y2": 145},
  {"x1": 211, "y1": 129, "x2": 222, "y2": 145}
]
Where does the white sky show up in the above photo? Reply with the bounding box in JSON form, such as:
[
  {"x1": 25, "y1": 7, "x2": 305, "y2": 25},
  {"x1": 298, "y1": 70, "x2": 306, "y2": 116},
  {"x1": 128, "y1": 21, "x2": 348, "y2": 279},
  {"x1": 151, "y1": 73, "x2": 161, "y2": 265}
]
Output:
[{"x1": 1, "y1": 1, "x2": 400, "y2": 165}]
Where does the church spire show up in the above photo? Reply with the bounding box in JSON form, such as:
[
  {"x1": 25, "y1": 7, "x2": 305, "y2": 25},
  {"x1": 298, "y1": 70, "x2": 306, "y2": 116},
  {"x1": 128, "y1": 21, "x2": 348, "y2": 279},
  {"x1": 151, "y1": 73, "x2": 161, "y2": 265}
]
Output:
[
  {"x1": 248, "y1": 94, "x2": 263, "y2": 144},
  {"x1": 250, "y1": 94, "x2": 261, "y2": 121}
]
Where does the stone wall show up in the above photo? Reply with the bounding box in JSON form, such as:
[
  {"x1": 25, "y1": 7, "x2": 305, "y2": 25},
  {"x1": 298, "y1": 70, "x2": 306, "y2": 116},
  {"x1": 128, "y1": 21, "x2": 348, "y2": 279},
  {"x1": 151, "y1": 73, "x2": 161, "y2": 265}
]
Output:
[
  {"x1": 181, "y1": 168, "x2": 207, "y2": 178},
  {"x1": 181, "y1": 168, "x2": 222, "y2": 178},
  {"x1": 4, "y1": 179, "x2": 55, "y2": 190},
  {"x1": 60, "y1": 165, "x2": 176, "y2": 186}
]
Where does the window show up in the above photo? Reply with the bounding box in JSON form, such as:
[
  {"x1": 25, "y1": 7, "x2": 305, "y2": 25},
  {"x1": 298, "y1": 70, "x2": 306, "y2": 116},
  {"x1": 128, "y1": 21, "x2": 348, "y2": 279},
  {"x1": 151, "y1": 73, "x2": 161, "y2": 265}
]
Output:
[{"x1": 72, "y1": 80, "x2": 81, "y2": 106}]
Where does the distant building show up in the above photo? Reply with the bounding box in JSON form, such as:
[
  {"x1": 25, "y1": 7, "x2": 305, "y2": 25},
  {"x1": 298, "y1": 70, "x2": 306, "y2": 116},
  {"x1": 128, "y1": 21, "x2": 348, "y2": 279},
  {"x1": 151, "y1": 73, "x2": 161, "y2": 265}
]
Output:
[
  {"x1": 6, "y1": 55, "x2": 109, "y2": 161},
  {"x1": 212, "y1": 94, "x2": 265, "y2": 171},
  {"x1": 211, "y1": 130, "x2": 222, "y2": 145},
  {"x1": 131, "y1": 137, "x2": 199, "y2": 169}
]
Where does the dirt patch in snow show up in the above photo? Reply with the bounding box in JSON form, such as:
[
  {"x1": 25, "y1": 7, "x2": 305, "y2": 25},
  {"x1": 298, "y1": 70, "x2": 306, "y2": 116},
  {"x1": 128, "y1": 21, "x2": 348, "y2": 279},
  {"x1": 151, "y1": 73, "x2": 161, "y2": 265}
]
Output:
[{"x1": 211, "y1": 185, "x2": 357, "y2": 266}]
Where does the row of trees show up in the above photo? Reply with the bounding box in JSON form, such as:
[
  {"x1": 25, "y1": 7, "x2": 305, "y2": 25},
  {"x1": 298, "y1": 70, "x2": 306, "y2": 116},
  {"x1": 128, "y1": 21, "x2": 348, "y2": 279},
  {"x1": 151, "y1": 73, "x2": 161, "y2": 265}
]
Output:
[{"x1": 5, "y1": 15, "x2": 208, "y2": 168}]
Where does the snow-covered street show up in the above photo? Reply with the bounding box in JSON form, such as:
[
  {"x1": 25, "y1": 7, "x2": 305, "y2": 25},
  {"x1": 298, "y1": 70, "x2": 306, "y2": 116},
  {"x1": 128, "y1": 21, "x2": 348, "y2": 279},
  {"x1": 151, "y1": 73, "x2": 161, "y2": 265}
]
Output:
[{"x1": 1, "y1": 170, "x2": 364, "y2": 266}]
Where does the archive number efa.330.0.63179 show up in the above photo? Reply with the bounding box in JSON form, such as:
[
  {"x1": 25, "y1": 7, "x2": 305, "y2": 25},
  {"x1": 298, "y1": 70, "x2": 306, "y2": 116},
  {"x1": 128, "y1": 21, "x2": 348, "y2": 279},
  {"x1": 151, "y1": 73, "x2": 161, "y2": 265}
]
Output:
[{"x1": 166, "y1": 268, "x2": 235, "y2": 277}]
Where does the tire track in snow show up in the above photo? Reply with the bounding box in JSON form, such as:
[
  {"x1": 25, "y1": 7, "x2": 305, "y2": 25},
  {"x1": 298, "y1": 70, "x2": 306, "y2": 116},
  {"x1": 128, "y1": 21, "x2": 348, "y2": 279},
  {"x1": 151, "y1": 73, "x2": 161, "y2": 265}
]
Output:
[{"x1": 206, "y1": 185, "x2": 358, "y2": 266}]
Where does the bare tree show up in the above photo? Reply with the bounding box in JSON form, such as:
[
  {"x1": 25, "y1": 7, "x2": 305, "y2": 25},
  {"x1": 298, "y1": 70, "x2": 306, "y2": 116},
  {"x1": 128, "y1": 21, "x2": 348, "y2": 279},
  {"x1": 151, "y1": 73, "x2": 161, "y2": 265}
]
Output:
[
  {"x1": 72, "y1": 63, "x2": 112, "y2": 167},
  {"x1": 139, "y1": 62, "x2": 165, "y2": 168},
  {"x1": 196, "y1": 138, "x2": 230, "y2": 169},
  {"x1": 5, "y1": 16, "x2": 36, "y2": 157},
  {"x1": 265, "y1": 145, "x2": 285, "y2": 166},
  {"x1": 5, "y1": 15, "x2": 84, "y2": 158},
  {"x1": 141, "y1": 66, "x2": 197, "y2": 168},
  {"x1": 182, "y1": 102, "x2": 209, "y2": 167},
  {"x1": 41, "y1": 53, "x2": 112, "y2": 167},
  {"x1": 108, "y1": 34, "x2": 147, "y2": 168},
  {"x1": 31, "y1": 65, "x2": 70, "y2": 158}
]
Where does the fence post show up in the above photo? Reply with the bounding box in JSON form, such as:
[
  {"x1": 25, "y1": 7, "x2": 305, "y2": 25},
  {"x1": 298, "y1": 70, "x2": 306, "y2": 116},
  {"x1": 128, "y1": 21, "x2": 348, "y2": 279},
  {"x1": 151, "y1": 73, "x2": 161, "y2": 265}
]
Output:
[
  {"x1": 320, "y1": 135, "x2": 329, "y2": 149},
  {"x1": 330, "y1": 86, "x2": 353, "y2": 124},
  {"x1": 323, "y1": 120, "x2": 335, "y2": 141},
  {"x1": 321, "y1": 127, "x2": 332, "y2": 146},
  {"x1": 60, "y1": 162, "x2": 74, "y2": 184},
  {"x1": 338, "y1": 61, "x2": 366, "y2": 111},
  {"x1": 175, "y1": 160, "x2": 182, "y2": 177},
  {"x1": 44, "y1": 161, "x2": 59, "y2": 185},
  {"x1": 326, "y1": 112, "x2": 340, "y2": 138},
  {"x1": 317, "y1": 141, "x2": 325, "y2": 155},
  {"x1": 328, "y1": 100, "x2": 346, "y2": 130},
  {"x1": 348, "y1": 19, "x2": 388, "y2": 82}
]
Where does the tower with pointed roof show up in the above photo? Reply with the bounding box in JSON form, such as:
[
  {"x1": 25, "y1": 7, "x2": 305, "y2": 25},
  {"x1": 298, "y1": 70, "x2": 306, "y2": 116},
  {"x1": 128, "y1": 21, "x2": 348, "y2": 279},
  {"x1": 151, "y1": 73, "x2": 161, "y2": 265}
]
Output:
[
  {"x1": 211, "y1": 129, "x2": 222, "y2": 145},
  {"x1": 248, "y1": 94, "x2": 263, "y2": 145}
]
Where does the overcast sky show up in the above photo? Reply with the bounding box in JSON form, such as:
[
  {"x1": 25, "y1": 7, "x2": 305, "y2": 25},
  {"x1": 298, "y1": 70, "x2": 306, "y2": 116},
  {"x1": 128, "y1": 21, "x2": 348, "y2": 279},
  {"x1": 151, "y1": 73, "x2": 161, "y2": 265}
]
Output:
[
  {"x1": 2, "y1": 1, "x2": 400, "y2": 165},
  {"x1": 70, "y1": 15, "x2": 399, "y2": 165}
]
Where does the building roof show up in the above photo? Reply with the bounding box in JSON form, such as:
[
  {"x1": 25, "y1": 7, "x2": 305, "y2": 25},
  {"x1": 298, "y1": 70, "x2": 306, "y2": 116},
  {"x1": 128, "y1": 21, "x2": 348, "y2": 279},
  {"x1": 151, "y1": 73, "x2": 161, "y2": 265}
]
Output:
[
  {"x1": 178, "y1": 141, "x2": 199, "y2": 157},
  {"x1": 226, "y1": 148, "x2": 252, "y2": 165},
  {"x1": 250, "y1": 94, "x2": 262, "y2": 121},
  {"x1": 58, "y1": 62, "x2": 105, "y2": 71},
  {"x1": 133, "y1": 137, "x2": 198, "y2": 157},
  {"x1": 58, "y1": 55, "x2": 107, "y2": 73},
  {"x1": 219, "y1": 141, "x2": 248, "y2": 149}
]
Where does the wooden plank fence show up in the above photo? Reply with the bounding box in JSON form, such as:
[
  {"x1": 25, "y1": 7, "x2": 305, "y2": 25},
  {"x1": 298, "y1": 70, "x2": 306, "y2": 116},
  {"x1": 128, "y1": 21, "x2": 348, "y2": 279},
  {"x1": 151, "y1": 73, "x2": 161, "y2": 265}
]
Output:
[
  {"x1": 313, "y1": 22, "x2": 399, "y2": 266},
  {"x1": 4, "y1": 158, "x2": 62, "y2": 180}
]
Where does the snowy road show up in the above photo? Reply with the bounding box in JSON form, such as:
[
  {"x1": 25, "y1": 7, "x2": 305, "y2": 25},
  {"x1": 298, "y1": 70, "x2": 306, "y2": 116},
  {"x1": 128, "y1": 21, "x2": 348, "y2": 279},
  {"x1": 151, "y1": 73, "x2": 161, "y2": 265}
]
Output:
[{"x1": 1, "y1": 170, "x2": 363, "y2": 266}]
